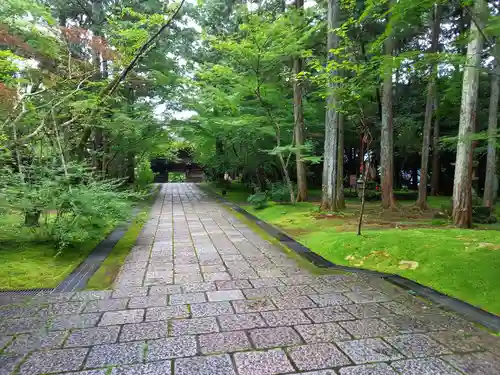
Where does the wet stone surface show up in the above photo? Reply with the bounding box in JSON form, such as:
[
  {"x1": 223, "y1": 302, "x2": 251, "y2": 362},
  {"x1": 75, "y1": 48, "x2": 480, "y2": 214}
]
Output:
[{"x1": 1, "y1": 184, "x2": 498, "y2": 375}]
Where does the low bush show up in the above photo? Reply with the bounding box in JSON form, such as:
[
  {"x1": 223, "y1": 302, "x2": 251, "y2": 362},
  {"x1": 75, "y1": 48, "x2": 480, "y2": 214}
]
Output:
[{"x1": 247, "y1": 191, "x2": 269, "y2": 209}]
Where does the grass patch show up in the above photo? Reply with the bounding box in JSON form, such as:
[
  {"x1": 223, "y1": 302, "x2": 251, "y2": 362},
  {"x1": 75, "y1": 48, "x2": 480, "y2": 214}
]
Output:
[
  {"x1": 0, "y1": 214, "x2": 112, "y2": 290},
  {"x1": 85, "y1": 210, "x2": 150, "y2": 290},
  {"x1": 298, "y1": 228, "x2": 500, "y2": 315}
]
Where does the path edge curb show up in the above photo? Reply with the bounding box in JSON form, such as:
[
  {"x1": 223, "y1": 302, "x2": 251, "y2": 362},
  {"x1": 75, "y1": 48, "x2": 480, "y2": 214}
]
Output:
[{"x1": 201, "y1": 184, "x2": 500, "y2": 333}]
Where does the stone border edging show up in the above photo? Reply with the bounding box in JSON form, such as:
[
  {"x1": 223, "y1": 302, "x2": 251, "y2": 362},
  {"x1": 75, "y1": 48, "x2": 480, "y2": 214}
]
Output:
[{"x1": 204, "y1": 186, "x2": 500, "y2": 333}]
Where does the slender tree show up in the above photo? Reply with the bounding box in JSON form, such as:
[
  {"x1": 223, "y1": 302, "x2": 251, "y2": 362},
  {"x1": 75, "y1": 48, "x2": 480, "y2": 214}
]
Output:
[
  {"x1": 483, "y1": 41, "x2": 499, "y2": 208},
  {"x1": 452, "y1": 0, "x2": 486, "y2": 227},
  {"x1": 321, "y1": 0, "x2": 341, "y2": 211},
  {"x1": 430, "y1": 95, "x2": 440, "y2": 196},
  {"x1": 380, "y1": 0, "x2": 397, "y2": 209},
  {"x1": 416, "y1": 4, "x2": 440, "y2": 209},
  {"x1": 293, "y1": 0, "x2": 308, "y2": 202}
]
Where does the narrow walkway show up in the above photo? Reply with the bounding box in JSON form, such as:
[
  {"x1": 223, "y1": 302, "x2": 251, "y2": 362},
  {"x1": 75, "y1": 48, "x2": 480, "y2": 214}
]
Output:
[{"x1": 1, "y1": 184, "x2": 499, "y2": 375}]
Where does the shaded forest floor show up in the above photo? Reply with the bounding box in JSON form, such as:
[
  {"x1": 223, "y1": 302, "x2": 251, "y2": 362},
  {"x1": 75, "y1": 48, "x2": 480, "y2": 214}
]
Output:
[{"x1": 210, "y1": 182, "x2": 500, "y2": 316}]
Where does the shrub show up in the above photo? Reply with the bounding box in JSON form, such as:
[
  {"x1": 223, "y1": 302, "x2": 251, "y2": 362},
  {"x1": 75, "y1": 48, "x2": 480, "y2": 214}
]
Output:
[
  {"x1": 248, "y1": 191, "x2": 268, "y2": 209},
  {"x1": 268, "y1": 182, "x2": 294, "y2": 202},
  {"x1": 135, "y1": 159, "x2": 154, "y2": 191}
]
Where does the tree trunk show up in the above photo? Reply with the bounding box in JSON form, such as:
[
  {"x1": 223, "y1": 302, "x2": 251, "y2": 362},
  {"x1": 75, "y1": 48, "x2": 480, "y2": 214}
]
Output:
[
  {"x1": 127, "y1": 152, "x2": 135, "y2": 184},
  {"x1": 336, "y1": 112, "x2": 345, "y2": 209},
  {"x1": 321, "y1": 0, "x2": 341, "y2": 211},
  {"x1": 380, "y1": 0, "x2": 397, "y2": 209},
  {"x1": 483, "y1": 42, "x2": 499, "y2": 208},
  {"x1": 430, "y1": 96, "x2": 440, "y2": 196},
  {"x1": 452, "y1": 0, "x2": 486, "y2": 228},
  {"x1": 293, "y1": 0, "x2": 307, "y2": 202},
  {"x1": 24, "y1": 210, "x2": 41, "y2": 227},
  {"x1": 417, "y1": 5, "x2": 440, "y2": 209}
]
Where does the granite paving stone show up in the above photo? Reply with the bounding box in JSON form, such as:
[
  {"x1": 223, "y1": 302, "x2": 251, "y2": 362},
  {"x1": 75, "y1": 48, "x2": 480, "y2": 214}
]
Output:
[
  {"x1": 60, "y1": 370, "x2": 107, "y2": 375},
  {"x1": 149, "y1": 285, "x2": 183, "y2": 295},
  {"x1": 71, "y1": 291, "x2": 113, "y2": 302},
  {"x1": 111, "y1": 361, "x2": 172, "y2": 375},
  {"x1": 343, "y1": 303, "x2": 392, "y2": 318},
  {"x1": 85, "y1": 341, "x2": 144, "y2": 368},
  {"x1": 336, "y1": 338, "x2": 404, "y2": 364},
  {"x1": 309, "y1": 293, "x2": 353, "y2": 307},
  {"x1": 190, "y1": 302, "x2": 233, "y2": 317},
  {"x1": 65, "y1": 326, "x2": 120, "y2": 347},
  {"x1": 0, "y1": 354, "x2": 25, "y2": 375},
  {"x1": 287, "y1": 343, "x2": 351, "y2": 371},
  {"x1": 198, "y1": 331, "x2": 252, "y2": 354},
  {"x1": 47, "y1": 302, "x2": 86, "y2": 315},
  {"x1": 112, "y1": 287, "x2": 149, "y2": 298},
  {"x1": 146, "y1": 336, "x2": 197, "y2": 361},
  {"x1": 232, "y1": 298, "x2": 276, "y2": 313},
  {"x1": 0, "y1": 337, "x2": 13, "y2": 351},
  {"x1": 218, "y1": 313, "x2": 268, "y2": 331},
  {"x1": 128, "y1": 296, "x2": 168, "y2": 309},
  {"x1": 249, "y1": 327, "x2": 303, "y2": 348},
  {"x1": 261, "y1": 309, "x2": 311, "y2": 326},
  {"x1": 120, "y1": 321, "x2": 169, "y2": 341},
  {"x1": 233, "y1": 349, "x2": 294, "y2": 375},
  {"x1": 384, "y1": 334, "x2": 452, "y2": 357},
  {"x1": 19, "y1": 348, "x2": 88, "y2": 375},
  {"x1": 84, "y1": 298, "x2": 129, "y2": 313},
  {"x1": 50, "y1": 313, "x2": 101, "y2": 331},
  {"x1": 391, "y1": 357, "x2": 461, "y2": 374},
  {"x1": 304, "y1": 306, "x2": 355, "y2": 323},
  {"x1": 271, "y1": 295, "x2": 316, "y2": 310},
  {"x1": 5, "y1": 331, "x2": 66, "y2": 354},
  {"x1": 343, "y1": 291, "x2": 391, "y2": 304},
  {"x1": 169, "y1": 293, "x2": 206, "y2": 305},
  {"x1": 99, "y1": 310, "x2": 144, "y2": 326},
  {"x1": 145, "y1": 305, "x2": 190, "y2": 321},
  {"x1": 242, "y1": 287, "x2": 281, "y2": 299},
  {"x1": 295, "y1": 322, "x2": 352, "y2": 343},
  {"x1": 215, "y1": 280, "x2": 252, "y2": 290},
  {"x1": 174, "y1": 354, "x2": 236, "y2": 375},
  {"x1": 339, "y1": 318, "x2": 396, "y2": 338},
  {"x1": 442, "y1": 351, "x2": 500, "y2": 374},
  {"x1": 206, "y1": 290, "x2": 245, "y2": 302},
  {"x1": 181, "y1": 282, "x2": 216, "y2": 293},
  {"x1": 427, "y1": 331, "x2": 485, "y2": 353},
  {"x1": 0, "y1": 317, "x2": 47, "y2": 335},
  {"x1": 248, "y1": 278, "x2": 284, "y2": 288},
  {"x1": 339, "y1": 363, "x2": 398, "y2": 375},
  {"x1": 170, "y1": 317, "x2": 219, "y2": 336}
]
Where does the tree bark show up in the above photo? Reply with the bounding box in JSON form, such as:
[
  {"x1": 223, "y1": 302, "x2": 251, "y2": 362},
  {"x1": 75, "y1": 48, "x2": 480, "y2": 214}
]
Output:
[
  {"x1": 336, "y1": 112, "x2": 345, "y2": 209},
  {"x1": 127, "y1": 152, "x2": 135, "y2": 184},
  {"x1": 380, "y1": 0, "x2": 397, "y2": 209},
  {"x1": 321, "y1": 0, "x2": 341, "y2": 211},
  {"x1": 430, "y1": 96, "x2": 440, "y2": 196},
  {"x1": 416, "y1": 5, "x2": 440, "y2": 209},
  {"x1": 483, "y1": 42, "x2": 499, "y2": 208},
  {"x1": 452, "y1": 0, "x2": 486, "y2": 228},
  {"x1": 293, "y1": 0, "x2": 307, "y2": 202}
]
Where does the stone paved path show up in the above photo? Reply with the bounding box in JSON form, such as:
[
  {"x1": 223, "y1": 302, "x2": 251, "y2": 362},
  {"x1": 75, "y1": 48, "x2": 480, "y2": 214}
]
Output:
[{"x1": 1, "y1": 183, "x2": 500, "y2": 375}]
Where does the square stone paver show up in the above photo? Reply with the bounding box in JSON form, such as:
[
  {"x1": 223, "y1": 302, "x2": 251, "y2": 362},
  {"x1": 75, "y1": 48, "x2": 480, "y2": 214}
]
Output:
[
  {"x1": 111, "y1": 361, "x2": 172, "y2": 375},
  {"x1": 216, "y1": 280, "x2": 252, "y2": 290},
  {"x1": 343, "y1": 291, "x2": 390, "y2": 304},
  {"x1": 112, "y1": 287, "x2": 148, "y2": 299},
  {"x1": 287, "y1": 343, "x2": 351, "y2": 371},
  {"x1": 271, "y1": 296, "x2": 316, "y2": 310},
  {"x1": 190, "y1": 302, "x2": 233, "y2": 317},
  {"x1": 243, "y1": 287, "x2": 281, "y2": 299},
  {"x1": 147, "y1": 336, "x2": 197, "y2": 361},
  {"x1": 19, "y1": 348, "x2": 88, "y2": 375},
  {"x1": 66, "y1": 326, "x2": 120, "y2": 347},
  {"x1": 311, "y1": 283, "x2": 350, "y2": 294},
  {"x1": 169, "y1": 293, "x2": 206, "y2": 305},
  {"x1": 99, "y1": 310, "x2": 144, "y2": 326},
  {"x1": 277, "y1": 285, "x2": 316, "y2": 297},
  {"x1": 336, "y1": 338, "x2": 404, "y2": 364},
  {"x1": 427, "y1": 331, "x2": 485, "y2": 353},
  {"x1": 249, "y1": 278, "x2": 284, "y2": 288},
  {"x1": 249, "y1": 327, "x2": 302, "y2": 348},
  {"x1": 309, "y1": 293, "x2": 353, "y2": 307},
  {"x1": 71, "y1": 291, "x2": 113, "y2": 302},
  {"x1": 128, "y1": 296, "x2": 168, "y2": 309},
  {"x1": 149, "y1": 285, "x2": 183, "y2": 295},
  {"x1": 391, "y1": 357, "x2": 461, "y2": 375},
  {"x1": 85, "y1": 342, "x2": 144, "y2": 368},
  {"x1": 339, "y1": 363, "x2": 398, "y2": 375},
  {"x1": 295, "y1": 322, "x2": 351, "y2": 343},
  {"x1": 261, "y1": 309, "x2": 311, "y2": 326},
  {"x1": 304, "y1": 306, "x2": 355, "y2": 323},
  {"x1": 170, "y1": 317, "x2": 219, "y2": 336},
  {"x1": 343, "y1": 303, "x2": 392, "y2": 319},
  {"x1": 234, "y1": 349, "x2": 294, "y2": 375},
  {"x1": 182, "y1": 282, "x2": 216, "y2": 293},
  {"x1": 50, "y1": 313, "x2": 101, "y2": 331},
  {"x1": 1, "y1": 355, "x2": 26, "y2": 375},
  {"x1": 145, "y1": 306, "x2": 190, "y2": 321},
  {"x1": 217, "y1": 313, "x2": 267, "y2": 331},
  {"x1": 232, "y1": 299, "x2": 276, "y2": 313},
  {"x1": 120, "y1": 321, "x2": 169, "y2": 341},
  {"x1": 174, "y1": 354, "x2": 236, "y2": 375},
  {"x1": 204, "y1": 272, "x2": 232, "y2": 281},
  {"x1": 47, "y1": 302, "x2": 85, "y2": 315},
  {"x1": 384, "y1": 334, "x2": 452, "y2": 357},
  {"x1": 339, "y1": 319, "x2": 396, "y2": 338},
  {"x1": 84, "y1": 298, "x2": 129, "y2": 313},
  {"x1": 198, "y1": 331, "x2": 252, "y2": 354},
  {"x1": 207, "y1": 290, "x2": 244, "y2": 302},
  {"x1": 5, "y1": 331, "x2": 66, "y2": 354}
]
